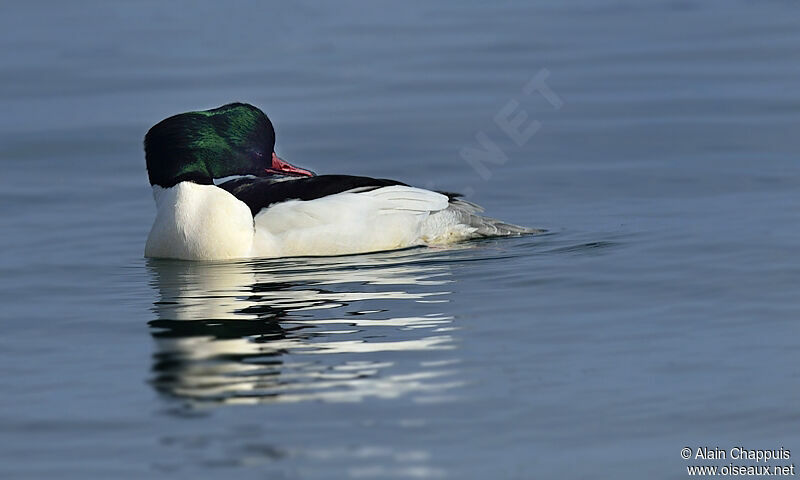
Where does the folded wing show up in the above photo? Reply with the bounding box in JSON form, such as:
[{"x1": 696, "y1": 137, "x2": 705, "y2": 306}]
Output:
[{"x1": 219, "y1": 176, "x2": 448, "y2": 256}]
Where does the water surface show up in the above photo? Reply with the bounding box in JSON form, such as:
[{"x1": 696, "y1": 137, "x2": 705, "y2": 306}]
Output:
[{"x1": 2, "y1": 1, "x2": 799, "y2": 478}]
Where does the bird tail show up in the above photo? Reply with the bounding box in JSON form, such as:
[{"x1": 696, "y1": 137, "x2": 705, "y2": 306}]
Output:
[{"x1": 445, "y1": 198, "x2": 543, "y2": 237}]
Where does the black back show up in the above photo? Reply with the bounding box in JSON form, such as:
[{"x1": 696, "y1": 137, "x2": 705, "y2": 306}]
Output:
[{"x1": 218, "y1": 175, "x2": 408, "y2": 216}]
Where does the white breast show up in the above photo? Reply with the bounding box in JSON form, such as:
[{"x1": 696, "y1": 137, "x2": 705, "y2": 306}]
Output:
[{"x1": 145, "y1": 182, "x2": 254, "y2": 260}]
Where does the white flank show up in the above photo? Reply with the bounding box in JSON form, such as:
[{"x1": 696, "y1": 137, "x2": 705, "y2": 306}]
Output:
[{"x1": 251, "y1": 186, "x2": 450, "y2": 257}]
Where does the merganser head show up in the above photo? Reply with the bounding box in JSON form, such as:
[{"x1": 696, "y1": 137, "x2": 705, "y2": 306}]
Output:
[{"x1": 144, "y1": 102, "x2": 314, "y2": 187}]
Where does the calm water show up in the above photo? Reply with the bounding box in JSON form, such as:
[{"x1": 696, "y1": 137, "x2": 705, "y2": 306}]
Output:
[{"x1": 2, "y1": 1, "x2": 799, "y2": 478}]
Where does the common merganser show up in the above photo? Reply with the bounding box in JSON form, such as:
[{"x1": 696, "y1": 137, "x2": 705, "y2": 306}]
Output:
[{"x1": 144, "y1": 103, "x2": 537, "y2": 260}]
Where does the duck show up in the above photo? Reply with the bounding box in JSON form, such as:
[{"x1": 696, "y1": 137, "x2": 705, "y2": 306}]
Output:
[{"x1": 144, "y1": 102, "x2": 538, "y2": 260}]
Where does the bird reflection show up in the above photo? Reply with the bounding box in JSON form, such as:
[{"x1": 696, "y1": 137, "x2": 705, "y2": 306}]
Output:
[{"x1": 146, "y1": 249, "x2": 464, "y2": 407}]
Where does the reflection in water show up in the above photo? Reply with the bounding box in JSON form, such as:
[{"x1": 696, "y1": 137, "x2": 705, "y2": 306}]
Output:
[{"x1": 147, "y1": 249, "x2": 465, "y2": 407}]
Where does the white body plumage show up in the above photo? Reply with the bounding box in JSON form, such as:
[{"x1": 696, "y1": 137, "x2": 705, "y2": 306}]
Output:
[{"x1": 145, "y1": 182, "x2": 504, "y2": 260}]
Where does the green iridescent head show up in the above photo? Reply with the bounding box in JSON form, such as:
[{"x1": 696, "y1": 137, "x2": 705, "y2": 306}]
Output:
[{"x1": 144, "y1": 103, "x2": 312, "y2": 187}]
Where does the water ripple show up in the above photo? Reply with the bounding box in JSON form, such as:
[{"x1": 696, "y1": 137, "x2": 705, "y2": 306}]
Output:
[{"x1": 146, "y1": 249, "x2": 466, "y2": 408}]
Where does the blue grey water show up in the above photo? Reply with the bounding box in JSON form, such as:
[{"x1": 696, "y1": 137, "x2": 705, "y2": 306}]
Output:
[{"x1": 1, "y1": 1, "x2": 799, "y2": 478}]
